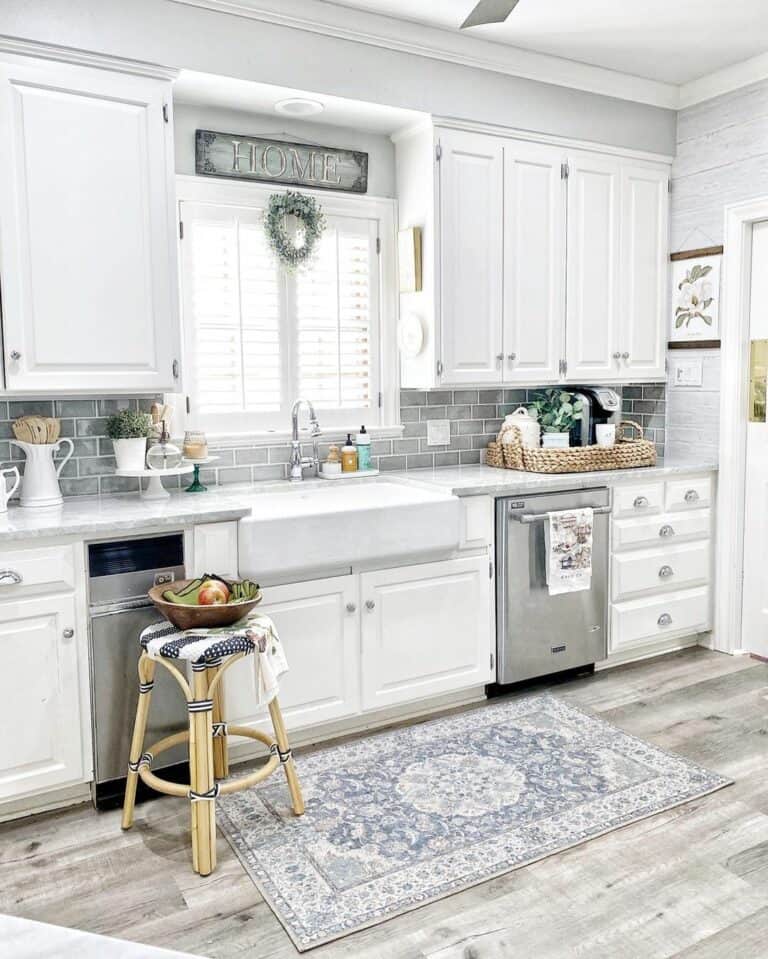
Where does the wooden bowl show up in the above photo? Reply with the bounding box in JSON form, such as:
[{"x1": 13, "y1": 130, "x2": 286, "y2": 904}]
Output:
[{"x1": 148, "y1": 579, "x2": 262, "y2": 631}]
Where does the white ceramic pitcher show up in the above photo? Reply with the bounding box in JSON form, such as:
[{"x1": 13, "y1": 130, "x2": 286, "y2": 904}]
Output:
[
  {"x1": 0, "y1": 466, "x2": 20, "y2": 513},
  {"x1": 10, "y1": 439, "x2": 74, "y2": 508}
]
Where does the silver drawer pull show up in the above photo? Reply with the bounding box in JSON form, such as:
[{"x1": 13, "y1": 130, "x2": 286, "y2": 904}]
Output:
[
  {"x1": 0, "y1": 570, "x2": 22, "y2": 585},
  {"x1": 365, "y1": 600, "x2": 376, "y2": 611},
  {"x1": 657, "y1": 613, "x2": 673, "y2": 627},
  {"x1": 659, "y1": 524, "x2": 675, "y2": 538},
  {"x1": 684, "y1": 489, "x2": 700, "y2": 503},
  {"x1": 658, "y1": 565, "x2": 674, "y2": 579},
  {"x1": 345, "y1": 602, "x2": 356, "y2": 613},
  {"x1": 633, "y1": 496, "x2": 649, "y2": 509},
  {"x1": 62, "y1": 628, "x2": 75, "y2": 639}
]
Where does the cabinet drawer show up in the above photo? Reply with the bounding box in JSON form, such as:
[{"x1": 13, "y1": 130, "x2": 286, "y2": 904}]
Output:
[
  {"x1": 613, "y1": 482, "x2": 663, "y2": 518},
  {"x1": 611, "y1": 587, "x2": 710, "y2": 653},
  {"x1": 665, "y1": 476, "x2": 712, "y2": 512},
  {"x1": 0, "y1": 544, "x2": 77, "y2": 597},
  {"x1": 612, "y1": 509, "x2": 710, "y2": 551},
  {"x1": 612, "y1": 541, "x2": 710, "y2": 601}
]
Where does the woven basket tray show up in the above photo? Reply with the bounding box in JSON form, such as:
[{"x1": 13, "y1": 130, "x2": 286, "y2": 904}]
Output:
[{"x1": 486, "y1": 421, "x2": 656, "y2": 474}]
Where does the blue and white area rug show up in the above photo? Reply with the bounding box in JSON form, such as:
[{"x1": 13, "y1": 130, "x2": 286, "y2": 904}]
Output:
[{"x1": 218, "y1": 694, "x2": 730, "y2": 951}]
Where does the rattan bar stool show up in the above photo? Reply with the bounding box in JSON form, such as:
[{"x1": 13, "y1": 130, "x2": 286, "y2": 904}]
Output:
[{"x1": 121, "y1": 620, "x2": 304, "y2": 876}]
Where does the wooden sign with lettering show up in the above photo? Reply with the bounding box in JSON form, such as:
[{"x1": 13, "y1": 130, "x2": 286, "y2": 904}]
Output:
[{"x1": 195, "y1": 129, "x2": 368, "y2": 193}]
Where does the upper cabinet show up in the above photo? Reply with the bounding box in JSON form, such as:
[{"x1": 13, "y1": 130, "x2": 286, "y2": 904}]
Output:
[
  {"x1": 395, "y1": 123, "x2": 670, "y2": 389},
  {"x1": 0, "y1": 53, "x2": 181, "y2": 393}
]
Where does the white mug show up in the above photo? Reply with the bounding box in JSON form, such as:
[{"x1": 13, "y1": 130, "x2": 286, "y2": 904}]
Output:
[
  {"x1": 595, "y1": 424, "x2": 616, "y2": 447},
  {"x1": 0, "y1": 466, "x2": 21, "y2": 512}
]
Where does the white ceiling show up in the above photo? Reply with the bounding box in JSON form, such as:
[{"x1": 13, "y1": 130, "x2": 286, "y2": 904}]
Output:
[
  {"x1": 323, "y1": 0, "x2": 768, "y2": 86},
  {"x1": 173, "y1": 71, "x2": 426, "y2": 134}
]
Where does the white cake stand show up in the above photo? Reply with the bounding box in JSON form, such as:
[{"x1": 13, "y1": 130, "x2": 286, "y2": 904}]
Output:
[{"x1": 115, "y1": 463, "x2": 195, "y2": 500}]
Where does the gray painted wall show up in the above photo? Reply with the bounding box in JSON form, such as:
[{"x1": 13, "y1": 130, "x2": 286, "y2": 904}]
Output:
[
  {"x1": 173, "y1": 103, "x2": 396, "y2": 196},
  {"x1": 665, "y1": 81, "x2": 768, "y2": 459},
  {"x1": 0, "y1": 0, "x2": 676, "y2": 155}
]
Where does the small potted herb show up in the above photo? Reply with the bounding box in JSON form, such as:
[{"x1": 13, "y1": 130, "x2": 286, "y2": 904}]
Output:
[
  {"x1": 528, "y1": 390, "x2": 584, "y2": 449},
  {"x1": 106, "y1": 409, "x2": 152, "y2": 470}
]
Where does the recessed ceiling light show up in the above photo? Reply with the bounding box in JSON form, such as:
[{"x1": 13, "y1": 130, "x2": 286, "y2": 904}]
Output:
[{"x1": 274, "y1": 98, "x2": 325, "y2": 117}]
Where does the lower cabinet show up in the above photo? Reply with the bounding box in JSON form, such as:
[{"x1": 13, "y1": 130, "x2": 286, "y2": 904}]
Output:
[
  {"x1": 360, "y1": 555, "x2": 493, "y2": 711},
  {"x1": 0, "y1": 594, "x2": 85, "y2": 800},
  {"x1": 225, "y1": 554, "x2": 493, "y2": 736}
]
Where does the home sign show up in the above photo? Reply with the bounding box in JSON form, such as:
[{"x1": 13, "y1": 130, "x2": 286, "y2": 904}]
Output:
[{"x1": 195, "y1": 129, "x2": 368, "y2": 193}]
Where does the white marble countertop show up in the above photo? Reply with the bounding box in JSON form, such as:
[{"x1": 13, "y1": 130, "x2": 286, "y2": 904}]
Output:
[{"x1": 0, "y1": 456, "x2": 718, "y2": 544}]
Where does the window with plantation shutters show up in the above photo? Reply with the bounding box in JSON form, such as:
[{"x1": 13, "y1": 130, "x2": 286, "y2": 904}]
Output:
[{"x1": 179, "y1": 193, "x2": 383, "y2": 434}]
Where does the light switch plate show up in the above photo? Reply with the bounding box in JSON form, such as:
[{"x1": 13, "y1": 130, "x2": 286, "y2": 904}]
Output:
[{"x1": 427, "y1": 419, "x2": 451, "y2": 446}]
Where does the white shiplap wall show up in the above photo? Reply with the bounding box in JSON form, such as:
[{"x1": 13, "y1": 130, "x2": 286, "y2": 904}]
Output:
[{"x1": 667, "y1": 78, "x2": 768, "y2": 459}]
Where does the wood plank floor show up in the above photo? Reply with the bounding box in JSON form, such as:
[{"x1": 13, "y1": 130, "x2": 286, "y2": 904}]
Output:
[{"x1": 2, "y1": 648, "x2": 768, "y2": 959}]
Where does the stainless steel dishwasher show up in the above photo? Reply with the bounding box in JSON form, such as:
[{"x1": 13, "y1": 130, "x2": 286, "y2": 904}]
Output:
[
  {"x1": 88, "y1": 534, "x2": 187, "y2": 809},
  {"x1": 495, "y1": 488, "x2": 610, "y2": 685}
]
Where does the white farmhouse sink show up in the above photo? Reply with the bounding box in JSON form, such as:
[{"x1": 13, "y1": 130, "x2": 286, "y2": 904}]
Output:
[{"x1": 238, "y1": 478, "x2": 461, "y2": 578}]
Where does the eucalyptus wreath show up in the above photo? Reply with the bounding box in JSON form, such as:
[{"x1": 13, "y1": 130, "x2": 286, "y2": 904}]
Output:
[{"x1": 265, "y1": 190, "x2": 326, "y2": 270}]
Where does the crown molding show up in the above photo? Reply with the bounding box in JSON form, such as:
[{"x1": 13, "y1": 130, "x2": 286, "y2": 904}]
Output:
[
  {"x1": 170, "y1": 0, "x2": 679, "y2": 110},
  {"x1": 679, "y1": 50, "x2": 768, "y2": 108},
  {"x1": 0, "y1": 36, "x2": 179, "y2": 80}
]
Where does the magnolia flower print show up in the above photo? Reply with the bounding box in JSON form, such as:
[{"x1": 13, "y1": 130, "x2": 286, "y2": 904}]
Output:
[{"x1": 675, "y1": 263, "x2": 714, "y2": 328}]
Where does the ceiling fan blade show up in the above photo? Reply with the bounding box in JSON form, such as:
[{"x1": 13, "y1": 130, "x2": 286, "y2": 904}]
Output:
[{"x1": 461, "y1": 0, "x2": 521, "y2": 29}]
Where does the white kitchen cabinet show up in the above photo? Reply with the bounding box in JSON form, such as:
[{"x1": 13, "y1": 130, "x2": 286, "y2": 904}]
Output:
[
  {"x1": 438, "y1": 129, "x2": 504, "y2": 385},
  {"x1": 565, "y1": 153, "x2": 622, "y2": 382},
  {"x1": 0, "y1": 594, "x2": 86, "y2": 800},
  {"x1": 224, "y1": 575, "x2": 360, "y2": 735},
  {"x1": 503, "y1": 141, "x2": 566, "y2": 384},
  {"x1": 618, "y1": 165, "x2": 668, "y2": 380},
  {"x1": 0, "y1": 54, "x2": 180, "y2": 392},
  {"x1": 360, "y1": 555, "x2": 493, "y2": 711},
  {"x1": 191, "y1": 522, "x2": 238, "y2": 579}
]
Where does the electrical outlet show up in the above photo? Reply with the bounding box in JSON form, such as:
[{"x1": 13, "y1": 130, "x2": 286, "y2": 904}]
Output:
[{"x1": 427, "y1": 419, "x2": 451, "y2": 446}]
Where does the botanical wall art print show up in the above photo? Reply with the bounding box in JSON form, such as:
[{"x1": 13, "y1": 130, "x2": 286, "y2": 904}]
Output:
[{"x1": 669, "y1": 247, "x2": 723, "y2": 344}]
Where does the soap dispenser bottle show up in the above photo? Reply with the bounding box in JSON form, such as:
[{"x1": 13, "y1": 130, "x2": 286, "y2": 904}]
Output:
[
  {"x1": 341, "y1": 434, "x2": 358, "y2": 472},
  {"x1": 356, "y1": 425, "x2": 371, "y2": 471}
]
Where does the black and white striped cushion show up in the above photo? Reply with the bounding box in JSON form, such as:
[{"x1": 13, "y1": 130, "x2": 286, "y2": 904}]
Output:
[{"x1": 140, "y1": 621, "x2": 256, "y2": 664}]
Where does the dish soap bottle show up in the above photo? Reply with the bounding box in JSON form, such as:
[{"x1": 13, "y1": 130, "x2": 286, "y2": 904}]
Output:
[
  {"x1": 341, "y1": 434, "x2": 358, "y2": 472},
  {"x1": 356, "y1": 425, "x2": 371, "y2": 471},
  {"x1": 322, "y1": 444, "x2": 342, "y2": 477}
]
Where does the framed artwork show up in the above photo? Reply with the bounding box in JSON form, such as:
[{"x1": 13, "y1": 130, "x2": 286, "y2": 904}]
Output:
[{"x1": 668, "y1": 245, "x2": 723, "y2": 349}]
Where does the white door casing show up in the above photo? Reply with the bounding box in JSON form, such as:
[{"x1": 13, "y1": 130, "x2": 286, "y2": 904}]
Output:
[
  {"x1": 0, "y1": 56, "x2": 180, "y2": 392},
  {"x1": 438, "y1": 129, "x2": 504, "y2": 385},
  {"x1": 503, "y1": 141, "x2": 566, "y2": 384}
]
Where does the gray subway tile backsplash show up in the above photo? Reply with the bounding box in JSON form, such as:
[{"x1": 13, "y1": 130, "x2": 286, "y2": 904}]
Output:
[{"x1": 0, "y1": 383, "x2": 666, "y2": 498}]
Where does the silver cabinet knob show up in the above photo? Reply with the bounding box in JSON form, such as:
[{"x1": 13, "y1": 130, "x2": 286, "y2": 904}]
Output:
[
  {"x1": 684, "y1": 489, "x2": 699, "y2": 503},
  {"x1": 365, "y1": 600, "x2": 376, "y2": 611},
  {"x1": 612, "y1": 351, "x2": 621, "y2": 360},
  {"x1": 622, "y1": 352, "x2": 630, "y2": 360},
  {"x1": 507, "y1": 353, "x2": 517, "y2": 362},
  {"x1": 658, "y1": 565, "x2": 674, "y2": 579},
  {"x1": 345, "y1": 602, "x2": 356, "y2": 613},
  {"x1": 62, "y1": 628, "x2": 75, "y2": 639},
  {"x1": 659, "y1": 524, "x2": 675, "y2": 537},
  {"x1": 657, "y1": 613, "x2": 673, "y2": 627},
  {"x1": 0, "y1": 570, "x2": 22, "y2": 585},
  {"x1": 633, "y1": 496, "x2": 649, "y2": 509},
  {"x1": 9, "y1": 351, "x2": 21, "y2": 361},
  {"x1": 495, "y1": 353, "x2": 504, "y2": 365}
]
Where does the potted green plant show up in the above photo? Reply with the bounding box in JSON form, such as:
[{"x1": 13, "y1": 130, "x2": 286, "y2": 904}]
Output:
[
  {"x1": 106, "y1": 409, "x2": 152, "y2": 470},
  {"x1": 527, "y1": 390, "x2": 584, "y2": 449}
]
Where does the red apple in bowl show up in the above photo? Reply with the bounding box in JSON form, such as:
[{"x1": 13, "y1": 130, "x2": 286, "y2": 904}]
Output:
[{"x1": 198, "y1": 583, "x2": 229, "y2": 605}]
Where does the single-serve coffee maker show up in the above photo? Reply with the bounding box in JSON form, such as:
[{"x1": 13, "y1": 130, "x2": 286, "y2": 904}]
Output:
[{"x1": 570, "y1": 387, "x2": 622, "y2": 446}]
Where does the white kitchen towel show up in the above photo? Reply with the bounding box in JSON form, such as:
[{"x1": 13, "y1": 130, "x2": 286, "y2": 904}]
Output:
[
  {"x1": 544, "y1": 508, "x2": 594, "y2": 596},
  {"x1": 142, "y1": 611, "x2": 288, "y2": 705}
]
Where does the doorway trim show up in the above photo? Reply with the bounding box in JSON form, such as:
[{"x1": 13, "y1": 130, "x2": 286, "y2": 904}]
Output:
[{"x1": 715, "y1": 196, "x2": 768, "y2": 654}]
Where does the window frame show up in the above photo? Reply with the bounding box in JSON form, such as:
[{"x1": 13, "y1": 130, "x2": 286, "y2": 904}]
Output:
[{"x1": 176, "y1": 174, "x2": 399, "y2": 440}]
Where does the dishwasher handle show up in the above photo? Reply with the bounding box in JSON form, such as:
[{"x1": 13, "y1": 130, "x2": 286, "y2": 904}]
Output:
[
  {"x1": 89, "y1": 596, "x2": 155, "y2": 618},
  {"x1": 513, "y1": 505, "x2": 612, "y2": 523}
]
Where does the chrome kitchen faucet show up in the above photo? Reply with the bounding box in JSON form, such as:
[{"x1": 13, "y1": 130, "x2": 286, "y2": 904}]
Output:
[{"x1": 289, "y1": 398, "x2": 322, "y2": 482}]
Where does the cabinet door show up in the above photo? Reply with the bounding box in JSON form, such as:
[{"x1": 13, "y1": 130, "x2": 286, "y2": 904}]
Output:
[
  {"x1": 0, "y1": 57, "x2": 180, "y2": 392},
  {"x1": 224, "y1": 575, "x2": 360, "y2": 735},
  {"x1": 565, "y1": 154, "x2": 622, "y2": 382},
  {"x1": 503, "y1": 142, "x2": 566, "y2": 383},
  {"x1": 360, "y1": 555, "x2": 493, "y2": 711},
  {"x1": 0, "y1": 595, "x2": 85, "y2": 800},
  {"x1": 191, "y1": 522, "x2": 239, "y2": 579},
  {"x1": 438, "y1": 129, "x2": 504, "y2": 384},
  {"x1": 618, "y1": 164, "x2": 669, "y2": 380}
]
